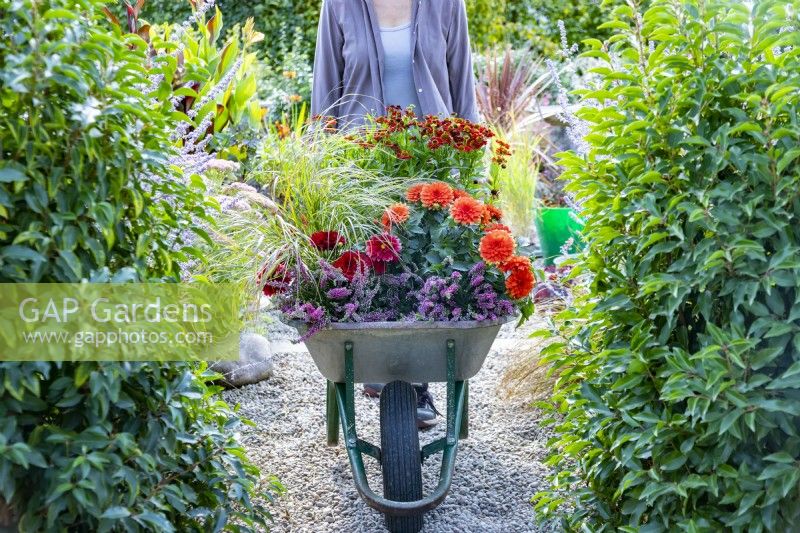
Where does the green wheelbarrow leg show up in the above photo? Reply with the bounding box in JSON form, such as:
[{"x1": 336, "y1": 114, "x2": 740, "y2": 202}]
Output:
[
  {"x1": 459, "y1": 380, "x2": 469, "y2": 440},
  {"x1": 332, "y1": 338, "x2": 468, "y2": 518},
  {"x1": 326, "y1": 380, "x2": 339, "y2": 446}
]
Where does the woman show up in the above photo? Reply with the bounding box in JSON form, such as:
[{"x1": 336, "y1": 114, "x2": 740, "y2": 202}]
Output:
[
  {"x1": 311, "y1": 0, "x2": 479, "y2": 427},
  {"x1": 311, "y1": 0, "x2": 478, "y2": 128}
]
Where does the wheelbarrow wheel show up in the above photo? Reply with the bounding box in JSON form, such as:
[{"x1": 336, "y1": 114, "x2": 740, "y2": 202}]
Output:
[{"x1": 379, "y1": 381, "x2": 423, "y2": 533}]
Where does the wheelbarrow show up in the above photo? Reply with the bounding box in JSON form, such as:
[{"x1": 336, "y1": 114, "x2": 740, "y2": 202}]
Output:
[{"x1": 296, "y1": 317, "x2": 510, "y2": 533}]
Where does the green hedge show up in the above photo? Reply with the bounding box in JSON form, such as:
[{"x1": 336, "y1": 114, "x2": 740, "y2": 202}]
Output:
[
  {"x1": 0, "y1": 0, "x2": 276, "y2": 529},
  {"x1": 534, "y1": 0, "x2": 800, "y2": 530}
]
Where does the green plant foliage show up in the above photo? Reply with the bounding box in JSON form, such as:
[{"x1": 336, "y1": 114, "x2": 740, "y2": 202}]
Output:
[
  {"x1": 1, "y1": 2, "x2": 207, "y2": 283},
  {"x1": 505, "y1": 0, "x2": 614, "y2": 56},
  {"x1": 493, "y1": 129, "x2": 543, "y2": 238},
  {"x1": 533, "y1": 0, "x2": 800, "y2": 531},
  {"x1": 141, "y1": 0, "x2": 321, "y2": 64},
  {"x1": 256, "y1": 28, "x2": 313, "y2": 123},
  {"x1": 204, "y1": 130, "x2": 408, "y2": 286},
  {"x1": 0, "y1": 0, "x2": 279, "y2": 529},
  {"x1": 465, "y1": 0, "x2": 508, "y2": 50},
  {"x1": 106, "y1": 0, "x2": 265, "y2": 137}
]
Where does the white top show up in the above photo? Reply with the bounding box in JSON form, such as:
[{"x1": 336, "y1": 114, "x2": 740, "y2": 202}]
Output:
[{"x1": 379, "y1": 22, "x2": 422, "y2": 114}]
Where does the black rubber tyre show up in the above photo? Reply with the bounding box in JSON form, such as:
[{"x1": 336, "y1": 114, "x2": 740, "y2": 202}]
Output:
[{"x1": 380, "y1": 381, "x2": 424, "y2": 533}]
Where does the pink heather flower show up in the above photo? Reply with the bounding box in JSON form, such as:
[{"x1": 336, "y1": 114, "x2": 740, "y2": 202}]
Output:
[
  {"x1": 326, "y1": 287, "x2": 352, "y2": 300},
  {"x1": 366, "y1": 233, "x2": 401, "y2": 263}
]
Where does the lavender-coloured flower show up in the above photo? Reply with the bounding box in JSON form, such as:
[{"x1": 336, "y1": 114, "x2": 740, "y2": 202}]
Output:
[
  {"x1": 326, "y1": 287, "x2": 352, "y2": 300},
  {"x1": 342, "y1": 302, "x2": 359, "y2": 321},
  {"x1": 468, "y1": 262, "x2": 486, "y2": 278},
  {"x1": 418, "y1": 300, "x2": 435, "y2": 315}
]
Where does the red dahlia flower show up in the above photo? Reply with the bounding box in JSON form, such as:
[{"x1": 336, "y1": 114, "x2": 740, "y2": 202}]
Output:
[
  {"x1": 310, "y1": 231, "x2": 345, "y2": 251},
  {"x1": 420, "y1": 182, "x2": 454, "y2": 209},
  {"x1": 500, "y1": 255, "x2": 532, "y2": 274},
  {"x1": 256, "y1": 264, "x2": 294, "y2": 296},
  {"x1": 450, "y1": 196, "x2": 484, "y2": 225},
  {"x1": 332, "y1": 251, "x2": 371, "y2": 281},
  {"x1": 452, "y1": 189, "x2": 472, "y2": 200},
  {"x1": 371, "y1": 260, "x2": 387, "y2": 275},
  {"x1": 366, "y1": 233, "x2": 402, "y2": 262},
  {"x1": 479, "y1": 230, "x2": 516, "y2": 265}
]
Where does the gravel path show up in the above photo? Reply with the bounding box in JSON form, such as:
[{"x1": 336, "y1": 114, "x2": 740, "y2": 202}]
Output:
[{"x1": 224, "y1": 319, "x2": 555, "y2": 533}]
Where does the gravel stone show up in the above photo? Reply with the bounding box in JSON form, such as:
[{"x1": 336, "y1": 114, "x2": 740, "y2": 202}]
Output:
[{"x1": 224, "y1": 317, "x2": 557, "y2": 533}]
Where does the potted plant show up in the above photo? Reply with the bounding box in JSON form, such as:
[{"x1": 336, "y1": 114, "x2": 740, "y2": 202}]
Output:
[
  {"x1": 532, "y1": 159, "x2": 584, "y2": 266},
  {"x1": 252, "y1": 111, "x2": 534, "y2": 531},
  {"x1": 265, "y1": 180, "x2": 535, "y2": 533}
]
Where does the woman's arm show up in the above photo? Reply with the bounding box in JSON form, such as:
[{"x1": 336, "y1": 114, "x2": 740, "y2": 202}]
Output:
[
  {"x1": 446, "y1": 0, "x2": 478, "y2": 122},
  {"x1": 311, "y1": 0, "x2": 345, "y2": 120}
]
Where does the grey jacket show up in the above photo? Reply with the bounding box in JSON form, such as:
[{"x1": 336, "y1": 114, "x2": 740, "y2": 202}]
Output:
[{"x1": 311, "y1": 0, "x2": 478, "y2": 128}]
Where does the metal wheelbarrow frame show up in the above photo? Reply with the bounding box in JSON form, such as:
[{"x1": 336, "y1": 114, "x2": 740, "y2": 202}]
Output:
[{"x1": 297, "y1": 317, "x2": 511, "y2": 531}]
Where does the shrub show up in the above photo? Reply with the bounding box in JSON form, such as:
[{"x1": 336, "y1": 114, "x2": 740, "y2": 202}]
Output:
[
  {"x1": 503, "y1": 0, "x2": 614, "y2": 56},
  {"x1": 0, "y1": 0, "x2": 278, "y2": 529},
  {"x1": 256, "y1": 28, "x2": 313, "y2": 123},
  {"x1": 465, "y1": 0, "x2": 508, "y2": 50},
  {"x1": 533, "y1": 0, "x2": 800, "y2": 531},
  {"x1": 105, "y1": 0, "x2": 265, "y2": 141},
  {"x1": 140, "y1": 0, "x2": 320, "y2": 64}
]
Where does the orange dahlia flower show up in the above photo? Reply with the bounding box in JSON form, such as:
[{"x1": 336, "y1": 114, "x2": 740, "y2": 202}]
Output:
[
  {"x1": 449, "y1": 196, "x2": 484, "y2": 225},
  {"x1": 484, "y1": 223, "x2": 512, "y2": 234},
  {"x1": 406, "y1": 183, "x2": 425, "y2": 203},
  {"x1": 481, "y1": 204, "x2": 503, "y2": 224},
  {"x1": 479, "y1": 230, "x2": 515, "y2": 264},
  {"x1": 500, "y1": 255, "x2": 532, "y2": 274},
  {"x1": 452, "y1": 188, "x2": 472, "y2": 200},
  {"x1": 382, "y1": 203, "x2": 410, "y2": 229},
  {"x1": 505, "y1": 267, "x2": 535, "y2": 299},
  {"x1": 420, "y1": 182, "x2": 454, "y2": 209}
]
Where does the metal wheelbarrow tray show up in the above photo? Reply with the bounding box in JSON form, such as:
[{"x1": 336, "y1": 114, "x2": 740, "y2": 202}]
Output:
[{"x1": 295, "y1": 317, "x2": 512, "y2": 533}]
